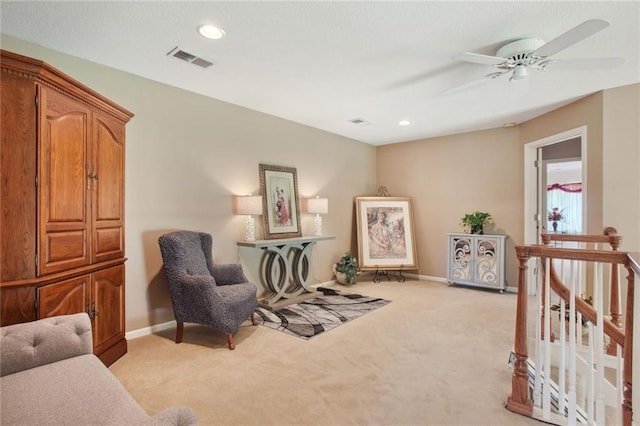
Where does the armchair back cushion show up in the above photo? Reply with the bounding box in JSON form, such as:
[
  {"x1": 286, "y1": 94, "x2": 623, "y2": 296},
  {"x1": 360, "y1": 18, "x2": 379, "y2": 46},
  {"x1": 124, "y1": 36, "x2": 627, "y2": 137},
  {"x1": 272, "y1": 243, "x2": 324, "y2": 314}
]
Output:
[{"x1": 163, "y1": 231, "x2": 211, "y2": 277}]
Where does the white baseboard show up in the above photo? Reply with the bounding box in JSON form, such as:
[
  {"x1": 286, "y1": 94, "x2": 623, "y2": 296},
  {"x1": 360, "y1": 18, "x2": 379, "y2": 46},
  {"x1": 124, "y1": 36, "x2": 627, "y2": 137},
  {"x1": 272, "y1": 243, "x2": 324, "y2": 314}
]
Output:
[
  {"x1": 409, "y1": 273, "x2": 448, "y2": 283},
  {"x1": 126, "y1": 320, "x2": 176, "y2": 340}
]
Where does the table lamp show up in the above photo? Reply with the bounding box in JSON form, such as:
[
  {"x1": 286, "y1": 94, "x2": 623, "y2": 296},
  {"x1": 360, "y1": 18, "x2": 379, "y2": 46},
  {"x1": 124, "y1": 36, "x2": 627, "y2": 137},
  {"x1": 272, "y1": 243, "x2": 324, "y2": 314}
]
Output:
[
  {"x1": 306, "y1": 196, "x2": 328, "y2": 236},
  {"x1": 236, "y1": 195, "x2": 262, "y2": 241}
]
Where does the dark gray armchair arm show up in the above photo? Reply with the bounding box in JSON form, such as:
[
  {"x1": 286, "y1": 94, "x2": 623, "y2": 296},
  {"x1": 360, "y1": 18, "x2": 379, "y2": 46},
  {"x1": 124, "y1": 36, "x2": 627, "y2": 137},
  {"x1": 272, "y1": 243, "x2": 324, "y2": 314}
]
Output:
[{"x1": 181, "y1": 274, "x2": 217, "y2": 287}]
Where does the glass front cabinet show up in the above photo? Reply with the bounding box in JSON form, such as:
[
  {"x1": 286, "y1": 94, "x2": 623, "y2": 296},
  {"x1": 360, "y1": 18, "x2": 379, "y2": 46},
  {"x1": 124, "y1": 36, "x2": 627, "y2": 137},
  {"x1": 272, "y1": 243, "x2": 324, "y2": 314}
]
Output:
[{"x1": 447, "y1": 233, "x2": 508, "y2": 293}]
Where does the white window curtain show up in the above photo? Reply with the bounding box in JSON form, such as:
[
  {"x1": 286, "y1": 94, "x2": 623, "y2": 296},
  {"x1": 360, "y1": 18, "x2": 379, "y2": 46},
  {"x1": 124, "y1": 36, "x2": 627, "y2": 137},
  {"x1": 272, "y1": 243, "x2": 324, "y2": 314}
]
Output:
[{"x1": 547, "y1": 183, "x2": 582, "y2": 233}]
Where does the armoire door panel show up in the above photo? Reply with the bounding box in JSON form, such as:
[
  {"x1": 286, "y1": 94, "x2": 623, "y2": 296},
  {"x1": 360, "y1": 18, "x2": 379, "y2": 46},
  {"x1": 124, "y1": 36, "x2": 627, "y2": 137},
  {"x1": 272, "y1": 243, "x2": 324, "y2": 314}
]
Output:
[
  {"x1": 37, "y1": 275, "x2": 89, "y2": 319},
  {"x1": 46, "y1": 115, "x2": 86, "y2": 221},
  {"x1": 92, "y1": 265, "x2": 125, "y2": 354},
  {"x1": 93, "y1": 114, "x2": 125, "y2": 262},
  {"x1": 95, "y1": 227, "x2": 123, "y2": 257},
  {"x1": 38, "y1": 86, "x2": 91, "y2": 275},
  {"x1": 44, "y1": 230, "x2": 87, "y2": 268}
]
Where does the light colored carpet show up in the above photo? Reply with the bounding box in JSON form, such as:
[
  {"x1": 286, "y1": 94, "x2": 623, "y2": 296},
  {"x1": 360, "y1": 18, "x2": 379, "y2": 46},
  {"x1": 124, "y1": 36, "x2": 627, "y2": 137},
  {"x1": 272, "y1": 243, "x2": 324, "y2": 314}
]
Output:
[{"x1": 109, "y1": 279, "x2": 541, "y2": 425}]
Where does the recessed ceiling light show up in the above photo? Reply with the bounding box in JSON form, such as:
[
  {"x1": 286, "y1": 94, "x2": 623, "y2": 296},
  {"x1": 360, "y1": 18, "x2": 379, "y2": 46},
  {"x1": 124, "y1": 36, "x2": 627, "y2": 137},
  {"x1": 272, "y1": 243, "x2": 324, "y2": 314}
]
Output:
[
  {"x1": 398, "y1": 120, "x2": 411, "y2": 126},
  {"x1": 198, "y1": 24, "x2": 225, "y2": 40}
]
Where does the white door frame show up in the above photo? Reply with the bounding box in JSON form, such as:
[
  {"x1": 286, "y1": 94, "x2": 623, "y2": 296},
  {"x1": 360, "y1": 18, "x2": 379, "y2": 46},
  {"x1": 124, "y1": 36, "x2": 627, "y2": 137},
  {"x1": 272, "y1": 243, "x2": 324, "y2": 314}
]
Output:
[
  {"x1": 523, "y1": 126, "x2": 588, "y2": 294},
  {"x1": 524, "y1": 126, "x2": 588, "y2": 244}
]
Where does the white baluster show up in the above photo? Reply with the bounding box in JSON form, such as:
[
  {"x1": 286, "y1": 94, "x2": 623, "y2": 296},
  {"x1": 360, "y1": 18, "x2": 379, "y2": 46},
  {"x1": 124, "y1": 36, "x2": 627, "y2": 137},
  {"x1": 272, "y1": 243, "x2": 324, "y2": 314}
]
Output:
[
  {"x1": 543, "y1": 257, "x2": 552, "y2": 419},
  {"x1": 616, "y1": 345, "x2": 623, "y2": 426},
  {"x1": 595, "y1": 261, "x2": 605, "y2": 425},
  {"x1": 587, "y1": 322, "x2": 595, "y2": 424},
  {"x1": 559, "y1": 297, "x2": 566, "y2": 416},
  {"x1": 568, "y1": 259, "x2": 577, "y2": 425}
]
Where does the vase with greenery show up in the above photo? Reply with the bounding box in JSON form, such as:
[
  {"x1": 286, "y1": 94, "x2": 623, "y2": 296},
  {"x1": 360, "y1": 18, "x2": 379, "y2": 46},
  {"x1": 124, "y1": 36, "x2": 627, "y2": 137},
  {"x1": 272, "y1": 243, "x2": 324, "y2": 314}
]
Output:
[
  {"x1": 551, "y1": 295, "x2": 592, "y2": 326},
  {"x1": 333, "y1": 252, "x2": 361, "y2": 285},
  {"x1": 460, "y1": 211, "x2": 493, "y2": 234},
  {"x1": 547, "y1": 207, "x2": 564, "y2": 233}
]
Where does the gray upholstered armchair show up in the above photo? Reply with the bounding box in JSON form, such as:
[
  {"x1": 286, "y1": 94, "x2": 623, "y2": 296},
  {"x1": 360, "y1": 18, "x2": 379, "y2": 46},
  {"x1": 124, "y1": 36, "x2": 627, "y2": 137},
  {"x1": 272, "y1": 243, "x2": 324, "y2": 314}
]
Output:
[{"x1": 158, "y1": 231, "x2": 258, "y2": 350}]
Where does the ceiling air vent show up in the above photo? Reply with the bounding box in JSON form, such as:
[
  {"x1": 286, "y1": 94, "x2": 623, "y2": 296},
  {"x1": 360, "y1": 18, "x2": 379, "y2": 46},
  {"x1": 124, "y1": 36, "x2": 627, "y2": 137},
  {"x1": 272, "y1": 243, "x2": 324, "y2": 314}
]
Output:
[
  {"x1": 349, "y1": 118, "x2": 371, "y2": 126},
  {"x1": 167, "y1": 47, "x2": 214, "y2": 69}
]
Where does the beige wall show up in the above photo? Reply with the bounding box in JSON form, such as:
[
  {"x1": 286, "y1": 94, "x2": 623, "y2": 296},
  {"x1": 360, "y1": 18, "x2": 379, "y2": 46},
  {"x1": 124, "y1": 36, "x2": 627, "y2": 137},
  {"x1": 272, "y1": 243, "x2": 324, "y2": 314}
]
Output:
[
  {"x1": 1, "y1": 36, "x2": 377, "y2": 331},
  {"x1": 3, "y1": 35, "x2": 638, "y2": 332},
  {"x1": 603, "y1": 84, "x2": 640, "y2": 251},
  {"x1": 519, "y1": 93, "x2": 604, "y2": 236},
  {"x1": 377, "y1": 83, "x2": 640, "y2": 289},
  {"x1": 518, "y1": 84, "x2": 640, "y2": 252},
  {"x1": 376, "y1": 127, "x2": 523, "y2": 288}
]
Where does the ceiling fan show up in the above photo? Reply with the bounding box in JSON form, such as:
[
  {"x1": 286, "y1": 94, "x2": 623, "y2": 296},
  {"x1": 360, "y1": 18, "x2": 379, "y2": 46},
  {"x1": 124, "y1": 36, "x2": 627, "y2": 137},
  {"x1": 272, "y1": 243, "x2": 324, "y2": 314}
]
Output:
[{"x1": 452, "y1": 19, "x2": 624, "y2": 88}]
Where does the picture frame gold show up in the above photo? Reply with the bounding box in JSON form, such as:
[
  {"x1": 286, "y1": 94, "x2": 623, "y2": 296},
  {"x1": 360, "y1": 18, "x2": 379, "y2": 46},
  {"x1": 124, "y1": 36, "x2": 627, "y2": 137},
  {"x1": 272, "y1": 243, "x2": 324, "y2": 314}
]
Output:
[
  {"x1": 355, "y1": 196, "x2": 418, "y2": 270},
  {"x1": 259, "y1": 164, "x2": 301, "y2": 239}
]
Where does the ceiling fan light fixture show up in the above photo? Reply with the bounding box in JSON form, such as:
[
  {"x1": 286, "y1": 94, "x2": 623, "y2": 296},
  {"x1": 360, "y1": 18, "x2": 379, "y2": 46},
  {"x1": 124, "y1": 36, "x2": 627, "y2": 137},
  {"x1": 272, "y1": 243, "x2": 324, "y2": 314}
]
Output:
[
  {"x1": 198, "y1": 24, "x2": 225, "y2": 40},
  {"x1": 511, "y1": 64, "x2": 528, "y2": 80}
]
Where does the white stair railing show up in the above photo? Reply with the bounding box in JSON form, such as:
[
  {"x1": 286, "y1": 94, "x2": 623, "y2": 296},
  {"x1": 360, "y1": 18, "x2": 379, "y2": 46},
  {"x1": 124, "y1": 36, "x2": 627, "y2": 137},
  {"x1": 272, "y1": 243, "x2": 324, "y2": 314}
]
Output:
[{"x1": 506, "y1": 231, "x2": 636, "y2": 426}]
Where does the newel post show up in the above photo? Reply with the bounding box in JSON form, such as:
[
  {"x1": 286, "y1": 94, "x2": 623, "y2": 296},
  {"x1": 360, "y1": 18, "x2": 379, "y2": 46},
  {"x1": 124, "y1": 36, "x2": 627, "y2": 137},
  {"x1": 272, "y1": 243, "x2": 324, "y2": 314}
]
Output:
[
  {"x1": 606, "y1": 228, "x2": 623, "y2": 328},
  {"x1": 506, "y1": 246, "x2": 533, "y2": 416},
  {"x1": 622, "y1": 264, "x2": 634, "y2": 426}
]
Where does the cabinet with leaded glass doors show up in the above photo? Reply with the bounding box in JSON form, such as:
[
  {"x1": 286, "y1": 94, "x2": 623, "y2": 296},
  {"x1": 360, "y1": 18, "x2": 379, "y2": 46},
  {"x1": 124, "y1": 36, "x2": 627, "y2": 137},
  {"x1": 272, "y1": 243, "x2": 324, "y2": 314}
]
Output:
[{"x1": 446, "y1": 233, "x2": 508, "y2": 293}]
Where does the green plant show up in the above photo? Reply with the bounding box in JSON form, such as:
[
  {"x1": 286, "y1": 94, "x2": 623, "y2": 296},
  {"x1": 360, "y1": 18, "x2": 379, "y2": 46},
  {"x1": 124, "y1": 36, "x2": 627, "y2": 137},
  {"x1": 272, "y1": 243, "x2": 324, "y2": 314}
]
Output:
[
  {"x1": 460, "y1": 211, "x2": 493, "y2": 234},
  {"x1": 333, "y1": 252, "x2": 361, "y2": 285},
  {"x1": 551, "y1": 295, "x2": 593, "y2": 325}
]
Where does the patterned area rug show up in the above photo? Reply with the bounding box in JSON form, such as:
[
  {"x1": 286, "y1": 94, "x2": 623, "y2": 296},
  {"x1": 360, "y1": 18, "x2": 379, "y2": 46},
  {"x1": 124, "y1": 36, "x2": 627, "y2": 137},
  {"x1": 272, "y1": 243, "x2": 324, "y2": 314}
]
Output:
[{"x1": 255, "y1": 287, "x2": 390, "y2": 339}]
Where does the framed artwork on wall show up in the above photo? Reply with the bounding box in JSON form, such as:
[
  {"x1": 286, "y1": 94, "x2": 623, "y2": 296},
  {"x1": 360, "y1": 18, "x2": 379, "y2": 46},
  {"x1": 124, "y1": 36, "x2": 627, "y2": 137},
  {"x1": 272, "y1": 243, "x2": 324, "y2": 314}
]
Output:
[
  {"x1": 355, "y1": 196, "x2": 418, "y2": 270},
  {"x1": 259, "y1": 163, "x2": 301, "y2": 239}
]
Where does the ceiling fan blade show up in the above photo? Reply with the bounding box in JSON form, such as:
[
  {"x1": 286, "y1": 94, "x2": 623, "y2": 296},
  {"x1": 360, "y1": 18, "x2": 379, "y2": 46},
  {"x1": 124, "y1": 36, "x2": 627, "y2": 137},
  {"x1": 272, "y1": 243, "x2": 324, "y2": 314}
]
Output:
[
  {"x1": 533, "y1": 19, "x2": 610, "y2": 58},
  {"x1": 543, "y1": 57, "x2": 625, "y2": 71},
  {"x1": 453, "y1": 52, "x2": 506, "y2": 65},
  {"x1": 443, "y1": 70, "x2": 510, "y2": 95}
]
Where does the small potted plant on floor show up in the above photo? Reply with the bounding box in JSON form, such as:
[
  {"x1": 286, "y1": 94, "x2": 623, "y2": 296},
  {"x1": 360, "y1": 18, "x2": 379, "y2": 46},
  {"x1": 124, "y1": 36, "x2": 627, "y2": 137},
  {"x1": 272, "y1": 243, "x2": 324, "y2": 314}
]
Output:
[
  {"x1": 333, "y1": 252, "x2": 361, "y2": 285},
  {"x1": 460, "y1": 211, "x2": 493, "y2": 234}
]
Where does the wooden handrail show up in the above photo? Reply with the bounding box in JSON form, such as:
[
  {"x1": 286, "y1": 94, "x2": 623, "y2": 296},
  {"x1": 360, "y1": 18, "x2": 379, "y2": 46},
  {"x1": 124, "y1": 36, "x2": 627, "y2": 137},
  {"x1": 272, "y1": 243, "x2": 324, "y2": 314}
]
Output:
[
  {"x1": 623, "y1": 251, "x2": 639, "y2": 425},
  {"x1": 542, "y1": 228, "x2": 623, "y2": 336},
  {"x1": 518, "y1": 245, "x2": 628, "y2": 264},
  {"x1": 629, "y1": 252, "x2": 640, "y2": 277},
  {"x1": 507, "y1": 242, "x2": 636, "y2": 425},
  {"x1": 546, "y1": 260, "x2": 624, "y2": 346},
  {"x1": 541, "y1": 227, "x2": 622, "y2": 249}
]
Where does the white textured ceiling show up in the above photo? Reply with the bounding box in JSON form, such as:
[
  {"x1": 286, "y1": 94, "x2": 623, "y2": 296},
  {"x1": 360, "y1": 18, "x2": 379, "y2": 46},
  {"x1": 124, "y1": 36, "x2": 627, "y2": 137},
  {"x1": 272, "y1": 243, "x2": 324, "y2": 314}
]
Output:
[{"x1": 1, "y1": 1, "x2": 638, "y2": 145}]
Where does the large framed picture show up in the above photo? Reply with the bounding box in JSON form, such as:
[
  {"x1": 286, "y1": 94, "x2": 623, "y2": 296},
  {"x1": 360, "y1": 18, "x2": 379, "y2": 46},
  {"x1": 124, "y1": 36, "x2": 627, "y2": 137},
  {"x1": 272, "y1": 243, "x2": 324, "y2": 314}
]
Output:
[
  {"x1": 355, "y1": 196, "x2": 418, "y2": 270},
  {"x1": 259, "y1": 163, "x2": 301, "y2": 239}
]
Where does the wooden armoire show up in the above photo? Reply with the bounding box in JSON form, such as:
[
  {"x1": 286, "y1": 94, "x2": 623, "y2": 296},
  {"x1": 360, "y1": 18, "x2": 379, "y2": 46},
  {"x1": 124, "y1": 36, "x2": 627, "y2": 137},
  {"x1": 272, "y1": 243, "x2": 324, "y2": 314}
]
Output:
[{"x1": 0, "y1": 50, "x2": 134, "y2": 366}]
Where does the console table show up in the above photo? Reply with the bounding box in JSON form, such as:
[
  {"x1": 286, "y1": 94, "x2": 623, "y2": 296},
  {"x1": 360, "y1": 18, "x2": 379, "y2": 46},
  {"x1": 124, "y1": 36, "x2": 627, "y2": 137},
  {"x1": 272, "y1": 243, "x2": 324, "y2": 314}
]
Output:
[
  {"x1": 237, "y1": 236, "x2": 335, "y2": 310},
  {"x1": 446, "y1": 233, "x2": 508, "y2": 293}
]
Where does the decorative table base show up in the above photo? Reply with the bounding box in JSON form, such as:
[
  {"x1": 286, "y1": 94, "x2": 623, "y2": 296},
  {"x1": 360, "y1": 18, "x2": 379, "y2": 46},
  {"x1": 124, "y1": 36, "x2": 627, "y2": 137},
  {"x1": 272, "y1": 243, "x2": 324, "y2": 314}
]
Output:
[{"x1": 238, "y1": 236, "x2": 335, "y2": 310}]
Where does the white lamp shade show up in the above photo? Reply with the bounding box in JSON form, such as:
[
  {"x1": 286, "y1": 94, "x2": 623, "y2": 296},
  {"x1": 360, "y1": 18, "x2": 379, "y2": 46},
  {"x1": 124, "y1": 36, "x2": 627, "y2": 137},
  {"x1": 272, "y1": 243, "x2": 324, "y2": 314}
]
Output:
[
  {"x1": 236, "y1": 195, "x2": 262, "y2": 215},
  {"x1": 306, "y1": 197, "x2": 328, "y2": 215}
]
